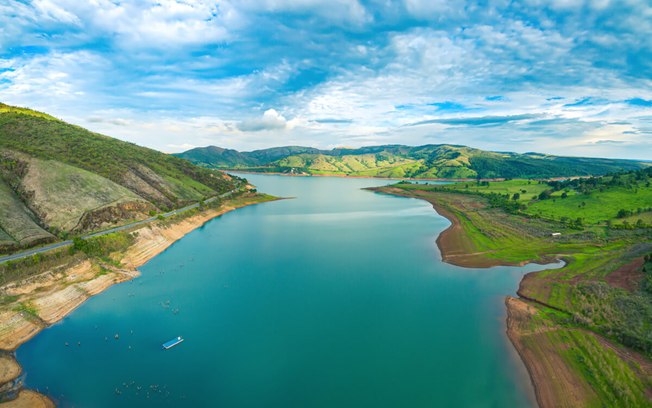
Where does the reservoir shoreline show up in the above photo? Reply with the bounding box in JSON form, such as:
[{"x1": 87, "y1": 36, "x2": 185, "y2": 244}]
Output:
[
  {"x1": 4, "y1": 177, "x2": 562, "y2": 407},
  {"x1": 227, "y1": 169, "x2": 508, "y2": 183},
  {"x1": 367, "y1": 185, "x2": 563, "y2": 408},
  {"x1": 0, "y1": 193, "x2": 279, "y2": 406}
]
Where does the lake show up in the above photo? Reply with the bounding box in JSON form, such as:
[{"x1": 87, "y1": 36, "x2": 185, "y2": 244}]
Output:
[{"x1": 17, "y1": 174, "x2": 557, "y2": 407}]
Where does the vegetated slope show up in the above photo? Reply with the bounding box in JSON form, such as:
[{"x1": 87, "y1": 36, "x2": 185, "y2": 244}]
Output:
[
  {"x1": 0, "y1": 177, "x2": 54, "y2": 250},
  {"x1": 176, "y1": 145, "x2": 322, "y2": 168},
  {"x1": 22, "y1": 157, "x2": 153, "y2": 233},
  {"x1": 0, "y1": 103, "x2": 240, "y2": 254},
  {"x1": 176, "y1": 144, "x2": 647, "y2": 179}
]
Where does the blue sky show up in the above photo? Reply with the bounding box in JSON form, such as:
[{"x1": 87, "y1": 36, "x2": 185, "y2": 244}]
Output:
[{"x1": 1, "y1": 0, "x2": 651, "y2": 159}]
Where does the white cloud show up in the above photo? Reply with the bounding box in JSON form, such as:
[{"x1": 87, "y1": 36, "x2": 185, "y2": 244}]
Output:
[
  {"x1": 238, "y1": 109, "x2": 288, "y2": 132},
  {"x1": 2, "y1": 0, "x2": 235, "y2": 51},
  {"x1": 1, "y1": 0, "x2": 651, "y2": 159}
]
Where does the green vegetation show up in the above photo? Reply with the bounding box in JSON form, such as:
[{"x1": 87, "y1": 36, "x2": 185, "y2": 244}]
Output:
[
  {"x1": 71, "y1": 232, "x2": 135, "y2": 259},
  {"x1": 399, "y1": 166, "x2": 652, "y2": 228},
  {"x1": 0, "y1": 109, "x2": 237, "y2": 207},
  {"x1": 380, "y1": 167, "x2": 652, "y2": 404},
  {"x1": 13, "y1": 302, "x2": 39, "y2": 319},
  {"x1": 24, "y1": 157, "x2": 151, "y2": 232},
  {"x1": 0, "y1": 247, "x2": 86, "y2": 286},
  {"x1": 0, "y1": 103, "x2": 245, "y2": 254},
  {"x1": 176, "y1": 144, "x2": 647, "y2": 179},
  {"x1": 160, "y1": 192, "x2": 278, "y2": 226},
  {"x1": 554, "y1": 328, "x2": 650, "y2": 407}
]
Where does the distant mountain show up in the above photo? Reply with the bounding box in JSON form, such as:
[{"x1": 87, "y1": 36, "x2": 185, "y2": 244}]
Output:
[
  {"x1": 175, "y1": 144, "x2": 648, "y2": 179},
  {"x1": 178, "y1": 145, "x2": 322, "y2": 168},
  {"x1": 0, "y1": 103, "x2": 240, "y2": 253}
]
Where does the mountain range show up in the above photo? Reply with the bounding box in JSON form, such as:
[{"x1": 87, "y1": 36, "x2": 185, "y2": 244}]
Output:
[{"x1": 175, "y1": 144, "x2": 648, "y2": 179}]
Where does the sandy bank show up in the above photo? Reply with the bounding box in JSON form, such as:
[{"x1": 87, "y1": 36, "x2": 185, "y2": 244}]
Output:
[
  {"x1": 372, "y1": 186, "x2": 578, "y2": 407},
  {"x1": 0, "y1": 356, "x2": 19, "y2": 386},
  {"x1": 1, "y1": 390, "x2": 54, "y2": 408},
  {"x1": 370, "y1": 186, "x2": 511, "y2": 267},
  {"x1": 505, "y1": 297, "x2": 590, "y2": 408},
  {"x1": 0, "y1": 194, "x2": 277, "y2": 405}
]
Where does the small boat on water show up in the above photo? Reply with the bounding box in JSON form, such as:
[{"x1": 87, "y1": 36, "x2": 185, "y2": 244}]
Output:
[{"x1": 162, "y1": 336, "x2": 184, "y2": 350}]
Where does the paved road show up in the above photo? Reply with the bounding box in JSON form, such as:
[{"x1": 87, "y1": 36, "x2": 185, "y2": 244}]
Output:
[{"x1": 0, "y1": 189, "x2": 239, "y2": 264}]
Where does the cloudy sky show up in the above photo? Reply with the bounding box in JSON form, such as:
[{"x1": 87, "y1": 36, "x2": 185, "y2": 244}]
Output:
[{"x1": 1, "y1": 0, "x2": 651, "y2": 159}]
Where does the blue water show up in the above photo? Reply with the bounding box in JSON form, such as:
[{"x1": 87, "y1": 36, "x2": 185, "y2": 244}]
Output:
[{"x1": 17, "y1": 174, "x2": 559, "y2": 407}]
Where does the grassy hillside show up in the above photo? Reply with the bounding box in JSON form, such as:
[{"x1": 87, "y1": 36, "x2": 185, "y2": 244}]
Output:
[
  {"x1": 0, "y1": 178, "x2": 54, "y2": 249},
  {"x1": 0, "y1": 105, "x2": 235, "y2": 209},
  {"x1": 275, "y1": 152, "x2": 420, "y2": 177},
  {"x1": 23, "y1": 157, "x2": 153, "y2": 232},
  {"x1": 176, "y1": 144, "x2": 647, "y2": 179},
  {"x1": 0, "y1": 103, "x2": 241, "y2": 254}
]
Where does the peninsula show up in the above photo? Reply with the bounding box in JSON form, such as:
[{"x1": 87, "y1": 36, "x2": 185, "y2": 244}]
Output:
[{"x1": 371, "y1": 171, "x2": 652, "y2": 407}]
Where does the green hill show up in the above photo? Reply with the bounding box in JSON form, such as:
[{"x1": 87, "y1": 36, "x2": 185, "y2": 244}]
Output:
[
  {"x1": 175, "y1": 144, "x2": 647, "y2": 179},
  {"x1": 0, "y1": 103, "x2": 240, "y2": 253}
]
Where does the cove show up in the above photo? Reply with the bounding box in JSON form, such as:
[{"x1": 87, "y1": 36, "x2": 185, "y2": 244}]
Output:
[{"x1": 16, "y1": 174, "x2": 561, "y2": 407}]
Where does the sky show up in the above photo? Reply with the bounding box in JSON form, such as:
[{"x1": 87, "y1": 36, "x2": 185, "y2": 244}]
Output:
[{"x1": 1, "y1": 0, "x2": 652, "y2": 160}]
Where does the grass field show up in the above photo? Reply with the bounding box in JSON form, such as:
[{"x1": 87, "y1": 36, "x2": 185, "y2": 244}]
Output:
[
  {"x1": 399, "y1": 175, "x2": 652, "y2": 226},
  {"x1": 527, "y1": 185, "x2": 652, "y2": 224}
]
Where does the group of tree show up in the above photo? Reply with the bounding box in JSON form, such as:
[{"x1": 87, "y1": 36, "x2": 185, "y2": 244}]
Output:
[{"x1": 546, "y1": 167, "x2": 652, "y2": 196}]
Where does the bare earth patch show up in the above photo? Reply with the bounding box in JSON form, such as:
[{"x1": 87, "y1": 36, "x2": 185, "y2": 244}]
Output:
[
  {"x1": 605, "y1": 257, "x2": 645, "y2": 292},
  {"x1": 0, "y1": 355, "x2": 20, "y2": 385},
  {"x1": 0, "y1": 390, "x2": 54, "y2": 407}
]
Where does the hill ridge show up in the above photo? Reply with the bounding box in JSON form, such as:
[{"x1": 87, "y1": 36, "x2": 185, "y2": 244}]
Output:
[
  {"x1": 0, "y1": 103, "x2": 241, "y2": 254},
  {"x1": 175, "y1": 144, "x2": 647, "y2": 179}
]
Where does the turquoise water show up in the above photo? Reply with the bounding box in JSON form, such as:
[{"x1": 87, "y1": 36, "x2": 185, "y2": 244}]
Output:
[{"x1": 17, "y1": 175, "x2": 559, "y2": 407}]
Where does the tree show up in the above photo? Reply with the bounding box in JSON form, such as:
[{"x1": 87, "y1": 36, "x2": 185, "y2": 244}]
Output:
[
  {"x1": 561, "y1": 192, "x2": 568, "y2": 199},
  {"x1": 512, "y1": 193, "x2": 520, "y2": 201}
]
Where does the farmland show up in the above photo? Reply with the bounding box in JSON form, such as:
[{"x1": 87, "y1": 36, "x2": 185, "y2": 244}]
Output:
[{"x1": 399, "y1": 170, "x2": 652, "y2": 226}]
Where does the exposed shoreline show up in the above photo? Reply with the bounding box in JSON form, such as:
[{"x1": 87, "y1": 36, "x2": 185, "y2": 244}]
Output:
[
  {"x1": 228, "y1": 170, "x2": 508, "y2": 183},
  {"x1": 0, "y1": 194, "x2": 279, "y2": 406},
  {"x1": 368, "y1": 186, "x2": 563, "y2": 408}
]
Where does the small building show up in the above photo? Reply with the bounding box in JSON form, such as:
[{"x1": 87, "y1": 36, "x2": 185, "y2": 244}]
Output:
[{"x1": 551, "y1": 232, "x2": 561, "y2": 237}]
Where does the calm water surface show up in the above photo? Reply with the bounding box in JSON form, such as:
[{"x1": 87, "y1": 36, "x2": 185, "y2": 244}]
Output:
[{"x1": 17, "y1": 175, "x2": 559, "y2": 407}]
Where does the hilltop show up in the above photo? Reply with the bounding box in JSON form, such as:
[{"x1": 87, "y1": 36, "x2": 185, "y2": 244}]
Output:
[
  {"x1": 175, "y1": 144, "x2": 647, "y2": 179},
  {"x1": 0, "y1": 103, "x2": 241, "y2": 254}
]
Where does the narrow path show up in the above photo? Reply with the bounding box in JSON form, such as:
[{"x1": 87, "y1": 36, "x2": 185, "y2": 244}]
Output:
[{"x1": 0, "y1": 189, "x2": 239, "y2": 264}]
